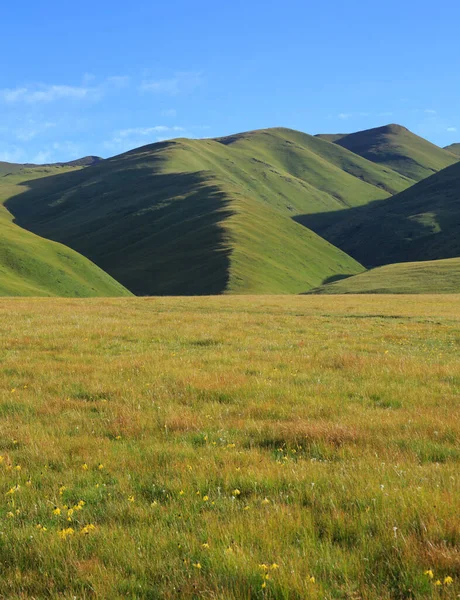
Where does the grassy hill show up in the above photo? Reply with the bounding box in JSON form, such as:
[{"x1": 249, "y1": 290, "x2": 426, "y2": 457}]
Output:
[
  {"x1": 445, "y1": 143, "x2": 460, "y2": 156},
  {"x1": 5, "y1": 127, "x2": 422, "y2": 295},
  {"x1": 298, "y1": 159, "x2": 460, "y2": 268},
  {"x1": 316, "y1": 124, "x2": 458, "y2": 181},
  {"x1": 308, "y1": 257, "x2": 460, "y2": 294},
  {"x1": 0, "y1": 167, "x2": 131, "y2": 297}
]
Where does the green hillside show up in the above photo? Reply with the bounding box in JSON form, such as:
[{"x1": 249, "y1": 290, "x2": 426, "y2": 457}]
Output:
[
  {"x1": 298, "y1": 160, "x2": 460, "y2": 268},
  {"x1": 308, "y1": 258, "x2": 460, "y2": 294},
  {"x1": 316, "y1": 124, "x2": 458, "y2": 181},
  {"x1": 4, "y1": 126, "x2": 421, "y2": 295},
  {"x1": 445, "y1": 143, "x2": 460, "y2": 156},
  {"x1": 0, "y1": 167, "x2": 132, "y2": 297}
]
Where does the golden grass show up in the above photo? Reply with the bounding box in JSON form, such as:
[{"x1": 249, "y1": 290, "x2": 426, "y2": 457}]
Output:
[{"x1": 0, "y1": 295, "x2": 458, "y2": 598}]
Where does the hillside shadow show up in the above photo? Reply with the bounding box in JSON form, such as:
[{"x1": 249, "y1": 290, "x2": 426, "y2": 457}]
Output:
[
  {"x1": 293, "y1": 194, "x2": 458, "y2": 268},
  {"x1": 6, "y1": 161, "x2": 234, "y2": 296}
]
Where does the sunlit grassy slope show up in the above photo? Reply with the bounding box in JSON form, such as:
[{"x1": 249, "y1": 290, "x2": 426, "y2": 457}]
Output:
[
  {"x1": 309, "y1": 257, "x2": 460, "y2": 294},
  {"x1": 445, "y1": 143, "x2": 460, "y2": 156},
  {"x1": 5, "y1": 127, "x2": 421, "y2": 295},
  {"x1": 0, "y1": 167, "x2": 131, "y2": 297},
  {"x1": 0, "y1": 295, "x2": 458, "y2": 599},
  {"x1": 298, "y1": 160, "x2": 460, "y2": 268},
  {"x1": 316, "y1": 124, "x2": 458, "y2": 181}
]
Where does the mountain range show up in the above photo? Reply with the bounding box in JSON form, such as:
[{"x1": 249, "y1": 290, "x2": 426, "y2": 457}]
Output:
[{"x1": 1, "y1": 124, "x2": 459, "y2": 296}]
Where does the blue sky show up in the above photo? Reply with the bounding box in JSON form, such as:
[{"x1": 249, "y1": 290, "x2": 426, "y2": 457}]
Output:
[{"x1": 1, "y1": 0, "x2": 459, "y2": 163}]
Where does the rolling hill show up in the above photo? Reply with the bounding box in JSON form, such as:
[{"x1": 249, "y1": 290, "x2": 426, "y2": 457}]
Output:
[
  {"x1": 445, "y1": 143, "x2": 460, "y2": 156},
  {"x1": 0, "y1": 167, "x2": 131, "y2": 297},
  {"x1": 308, "y1": 258, "x2": 460, "y2": 294},
  {"x1": 4, "y1": 127, "x2": 423, "y2": 295},
  {"x1": 298, "y1": 159, "x2": 460, "y2": 268},
  {"x1": 316, "y1": 124, "x2": 458, "y2": 181}
]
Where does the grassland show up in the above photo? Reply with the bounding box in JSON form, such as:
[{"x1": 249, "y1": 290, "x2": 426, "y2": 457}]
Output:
[
  {"x1": 316, "y1": 125, "x2": 458, "y2": 181},
  {"x1": 444, "y1": 144, "x2": 460, "y2": 157},
  {"x1": 0, "y1": 295, "x2": 458, "y2": 598},
  {"x1": 299, "y1": 159, "x2": 460, "y2": 269},
  {"x1": 0, "y1": 167, "x2": 131, "y2": 297},
  {"x1": 309, "y1": 258, "x2": 460, "y2": 294}
]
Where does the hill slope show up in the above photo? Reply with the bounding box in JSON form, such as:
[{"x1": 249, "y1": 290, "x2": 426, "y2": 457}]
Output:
[
  {"x1": 316, "y1": 124, "x2": 458, "y2": 181},
  {"x1": 298, "y1": 160, "x2": 460, "y2": 268},
  {"x1": 4, "y1": 127, "x2": 421, "y2": 295},
  {"x1": 0, "y1": 167, "x2": 131, "y2": 297},
  {"x1": 445, "y1": 143, "x2": 460, "y2": 157},
  {"x1": 308, "y1": 258, "x2": 460, "y2": 294}
]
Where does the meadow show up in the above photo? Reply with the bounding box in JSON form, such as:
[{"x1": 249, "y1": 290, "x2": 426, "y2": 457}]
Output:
[{"x1": 0, "y1": 295, "x2": 458, "y2": 599}]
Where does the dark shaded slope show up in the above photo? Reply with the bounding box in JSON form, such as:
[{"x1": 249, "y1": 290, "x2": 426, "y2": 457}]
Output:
[
  {"x1": 297, "y1": 160, "x2": 460, "y2": 267},
  {"x1": 5, "y1": 133, "x2": 370, "y2": 295}
]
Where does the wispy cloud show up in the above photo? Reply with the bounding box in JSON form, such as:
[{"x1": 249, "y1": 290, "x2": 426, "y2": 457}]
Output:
[
  {"x1": 0, "y1": 75, "x2": 131, "y2": 105},
  {"x1": 161, "y1": 108, "x2": 177, "y2": 117},
  {"x1": 117, "y1": 126, "x2": 184, "y2": 137},
  {"x1": 0, "y1": 84, "x2": 100, "y2": 104},
  {"x1": 446, "y1": 127, "x2": 457, "y2": 132},
  {"x1": 140, "y1": 72, "x2": 202, "y2": 95},
  {"x1": 15, "y1": 120, "x2": 56, "y2": 141}
]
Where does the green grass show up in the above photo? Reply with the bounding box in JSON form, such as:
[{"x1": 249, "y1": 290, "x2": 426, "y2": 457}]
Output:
[
  {"x1": 0, "y1": 295, "x2": 458, "y2": 598},
  {"x1": 299, "y1": 160, "x2": 460, "y2": 268},
  {"x1": 444, "y1": 143, "x2": 460, "y2": 156},
  {"x1": 316, "y1": 124, "x2": 458, "y2": 181},
  {"x1": 308, "y1": 257, "x2": 460, "y2": 294},
  {"x1": 3, "y1": 127, "x2": 418, "y2": 295},
  {"x1": 0, "y1": 167, "x2": 131, "y2": 297}
]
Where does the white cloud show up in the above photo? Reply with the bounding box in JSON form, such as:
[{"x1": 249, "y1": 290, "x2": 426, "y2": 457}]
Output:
[
  {"x1": 117, "y1": 126, "x2": 184, "y2": 138},
  {"x1": 0, "y1": 84, "x2": 100, "y2": 104},
  {"x1": 0, "y1": 147, "x2": 25, "y2": 163},
  {"x1": 140, "y1": 72, "x2": 202, "y2": 95},
  {"x1": 338, "y1": 113, "x2": 352, "y2": 120},
  {"x1": 447, "y1": 127, "x2": 457, "y2": 132},
  {"x1": 424, "y1": 109, "x2": 437, "y2": 114},
  {"x1": 31, "y1": 150, "x2": 54, "y2": 164},
  {"x1": 106, "y1": 75, "x2": 130, "y2": 88},
  {"x1": 15, "y1": 120, "x2": 56, "y2": 141},
  {"x1": 161, "y1": 108, "x2": 177, "y2": 117}
]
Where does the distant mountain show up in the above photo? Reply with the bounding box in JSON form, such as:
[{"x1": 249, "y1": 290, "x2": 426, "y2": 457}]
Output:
[
  {"x1": 444, "y1": 143, "x2": 460, "y2": 157},
  {"x1": 299, "y1": 160, "x2": 460, "y2": 268},
  {"x1": 3, "y1": 126, "x2": 420, "y2": 295},
  {"x1": 308, "y1": 258, "x2": 460, "y2": 294},
  {"x1": 316, "y1": 124, "x2": 458, "y2": 181},
  {"x1": 0, "y1": 166, "x2": 131, "y2": 297}
]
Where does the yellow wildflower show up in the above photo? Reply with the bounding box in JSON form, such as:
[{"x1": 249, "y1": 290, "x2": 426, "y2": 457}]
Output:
[
  {"x1": 261, "y1": 582, "x2": 266, "y2": 589},
  {"x1": 193, "y1": 562, "x2": 202, "y2": 569},
  {"x1": 444, "y1": 576, "x2": 453, "y2": 586},
  {"x1": 270, "y1": 563, "x2": 279, "y2": 570},
  {"x1": 232, "y1": 489, "x2": 241, "y2": 496},
  {"x1": 201, "y1": 542, "x2": 210, "y2": 549},
  {"x1": 435, "y1": 580, "x2": 442, "y2": 586},
  {"x1": 82, "y1": 463, "x2": 88, "y2": 471},
  {"x1": 424, "y1": 570, "x2": 434, "y2": 579},
  {"x1": 6, "y1": 511, "x2": 14, "y2": 518},
  {"x1": 179, "y1": 490, "x2": 185, "y2": 496},
  {"x1": 52, "y1": 507, "x2": 61, "y2": 516},
  {"x1": 128, "y1": 495, "x2": 135, "y2": 503},
  {"x1": 98, "y1": 464, "x2": 104, "y2": 470},
  {"x1": 309, "y1": 576, "x2": 315, "y2": 584},
  {"x1": 58, "y1": 527, "x2": 75, "y2": 539},
  {"x1": 202, "y1": 495, "x2": 209, "y2": 502},
  {"x1": 262, "y1": 498, "x2": 270, "y2": 505},
  {"x1": 80, "y1": 524, "x2": 96, "y2": 535}
]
